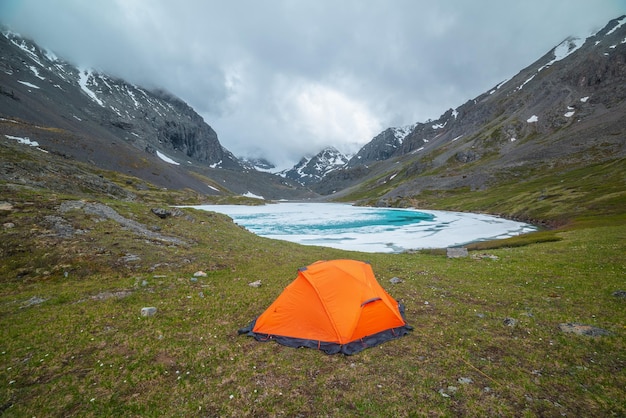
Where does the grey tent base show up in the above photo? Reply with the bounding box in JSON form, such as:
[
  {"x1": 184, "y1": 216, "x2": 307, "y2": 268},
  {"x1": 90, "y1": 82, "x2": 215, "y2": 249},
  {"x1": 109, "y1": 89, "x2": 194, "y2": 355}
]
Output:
[{"x1": 238, "y1": 303, "x2": 413, "y2": 355}]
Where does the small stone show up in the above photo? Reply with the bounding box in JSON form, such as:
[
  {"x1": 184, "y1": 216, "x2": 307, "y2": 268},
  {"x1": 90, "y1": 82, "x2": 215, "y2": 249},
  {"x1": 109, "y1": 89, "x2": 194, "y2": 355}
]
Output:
[
  {"x1": 558, "y1": 322, "x2": 611, "y2": 336},
  {"x1": 503, "y1": 317, "x2": 518, "y2": 327},
  {"x1": 447, "y1": 247, "x2": 468, "y2": 258},
  {"x1": 0, "y1": 202, "x2": 13, "y2": 211},
  {"x1": 389, "y1": 277, "x2": 403, "y2": 284},
  {"x1": 612, "y1": 290, "x2": 626, "y2": 299},
  {"x1": 458, "y1": 377, "x2": 473, "y2": 385},
  {"x1": 141, "y1": 280, "x2": 149, "y2": 287},
  {"x1": 22, "y1": 296, "x2": 46, "y2": 307},
  {"x1": 3, "y1": 222, "x2": 15, "y2": 229},
  {"x1": 120, "y1": 254, "x2": 141, "y2": 263},
  {"x1": 248, "y1": 280, "x2": 262, "y2": 288},
  {"x1": 141, "y1": 307, "x2": 157, "y2": 317},
  {"x1": 193, "y1": 271, "x2": 207, "y2": 277},
  {"x1": 151, "y1": 208, "x2": 172, "y2": 219},
  {"x1": 190, "y1": 277, "x2": 198, "y2": 283}
]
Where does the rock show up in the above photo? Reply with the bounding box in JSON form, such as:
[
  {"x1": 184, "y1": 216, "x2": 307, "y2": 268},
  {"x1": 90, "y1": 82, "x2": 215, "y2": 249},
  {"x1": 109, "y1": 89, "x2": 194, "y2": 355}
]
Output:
[
  {"x1": 43, "y1": 215, "x2": 83, "y2": 238},
  {"x1": 389, "y1": 277, "x2": 403, "y2": 284},
  {"x1": 558, "y1": 323, "x2": 611, "y2": 336},
  {"x1": 3, "y1": 222, "x2": 15, "y2": 229},
  {"x1": 22, "y1": 296, "x2": 46, "y2": 308},
  {"x1": 0, "y1": 202, "x2": 13, "y2": 211},
  {"x1": 193, "y1": 271, "x2": 207, "y2": 277},
  {"x1": 120, "y1": 253, "x2": 141, "y2": 263},
  {"x1": 472, "y1": 253, "x2": 499, "y2": 260},
  {"x1": 458, "y1": 377, "x2": 473, "y2": 385},
  {"x1": 503, "y1": 317, "x2": 518, "y2": 327},
  {"x1": 447, "y1": 247, "x2": 468, "y2": 258},
  {"x1": 248, "y1": 280, "x2": 262, "y2": 288},
  {"x1": 612, "y1": 290, "x2": 626, "y2": 299},
  {"x1": 151, "y1": 208, "x2": 172, "y2": 219},
  {"x1": 141, "y1": 307, "x2": 157, "y2": 317}
]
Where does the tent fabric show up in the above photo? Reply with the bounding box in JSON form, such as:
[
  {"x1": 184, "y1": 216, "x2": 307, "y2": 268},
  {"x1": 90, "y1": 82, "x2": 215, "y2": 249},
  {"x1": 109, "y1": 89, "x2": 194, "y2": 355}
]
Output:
[{"x1": 238, "y1": 259, "x2": 412, "y2": 355}]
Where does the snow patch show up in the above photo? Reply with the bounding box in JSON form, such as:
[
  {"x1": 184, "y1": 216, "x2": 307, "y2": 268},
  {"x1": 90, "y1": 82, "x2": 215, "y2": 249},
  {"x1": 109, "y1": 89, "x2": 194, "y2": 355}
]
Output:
[
  {"x1": 516, "y1": 37, "x2": 584, "y2": 92},
  {"x1": 17, "y1": 80, "x2": 40, "y2": 89},
  {"x1": 242, "y1": 192, "x2": 264, "y2": 200},
  {"x1": 5, "y1": 134, "x2": 39, "y2": 147},
  {"x1": 580, "y1": 96, "x2": 589, "y2": 103},
  {"x1": 564, "y1": 111, "x2": 575, "y2": 118},
  {"x1": 78, "y1": 69, "x2": 104, "y2": 107},
  {"x1": 517, "y1": 74, "x2": 536, "y2": 90},
  {"x1": 9, "y1": 37, "x2": 44, "y2": 66},
  {"x1": 606, "y1": 16, "x2": 626, "y2": 36},
  {"x1": 527, "y1": 115, "x2": 538, "y2": 123},
  {"x1": 156, "y1": 150, "x2": 180, "y2": 165},
  {"x1": 29, "y1": 66, "x2": 45, "y2": 80},
  {"x1": 490, "y1": 78, "x2": 510, "y2": 94},
  {"x1": 392, "y1": 124, "x2": 416, "y2": 144},
  {"x1": 551, "y1": 37, "x2": 585, "y2": 63}
]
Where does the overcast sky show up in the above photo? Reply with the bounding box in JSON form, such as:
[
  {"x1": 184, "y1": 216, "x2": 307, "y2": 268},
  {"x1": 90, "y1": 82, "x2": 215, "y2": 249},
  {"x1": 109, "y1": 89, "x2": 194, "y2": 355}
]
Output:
[{"x1": 2, "y1": 1, "x2": 625, "y2": 168}]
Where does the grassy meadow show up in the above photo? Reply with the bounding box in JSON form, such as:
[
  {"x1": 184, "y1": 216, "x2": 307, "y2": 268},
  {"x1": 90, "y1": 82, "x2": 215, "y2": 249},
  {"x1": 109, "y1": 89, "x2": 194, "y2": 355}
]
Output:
[{"x1": 1, "y1": 148, "x2": 625, "y2": 416}]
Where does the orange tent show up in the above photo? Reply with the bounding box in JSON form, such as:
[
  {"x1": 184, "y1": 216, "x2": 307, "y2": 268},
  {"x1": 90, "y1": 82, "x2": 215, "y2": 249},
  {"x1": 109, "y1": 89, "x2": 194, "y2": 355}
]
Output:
[{"x1": 238, "y1": 259, "x2": 412, "y2": 354}]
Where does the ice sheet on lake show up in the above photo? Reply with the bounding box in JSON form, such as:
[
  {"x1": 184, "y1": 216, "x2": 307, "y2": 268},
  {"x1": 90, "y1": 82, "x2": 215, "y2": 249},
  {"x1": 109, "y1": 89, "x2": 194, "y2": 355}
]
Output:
[{"x1": 187, "y1": 202, "x2": 536, "y2": 253}]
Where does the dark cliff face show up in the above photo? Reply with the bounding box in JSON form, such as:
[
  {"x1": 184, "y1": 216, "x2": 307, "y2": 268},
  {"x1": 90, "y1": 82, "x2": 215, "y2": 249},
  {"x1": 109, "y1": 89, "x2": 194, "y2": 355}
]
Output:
[
  {"x1": 0, "y1": 30, "x2": 241, "y2": 170},
  {"x1": 347, "y1": 128, "x2": 405, "y2": 168}
]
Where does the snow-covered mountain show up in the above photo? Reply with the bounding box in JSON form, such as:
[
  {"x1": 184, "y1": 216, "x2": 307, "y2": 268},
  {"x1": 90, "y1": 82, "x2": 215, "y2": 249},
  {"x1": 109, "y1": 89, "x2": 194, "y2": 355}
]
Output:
[
  {"x1": 239, "y1": 157, "x2": 276, "y2": 172},
  {"x1": 0, "y1": 28, "x2": 317, "y2": 199},
  {"x1": 0, "y1": 29, "x2": 243, "y2": 170},
  {"x1": 280, "y1": 146, "x2": 350, "y2": 186},
  {"x1": 312, "y1": 15, "x2": 626, "y2": 197}
]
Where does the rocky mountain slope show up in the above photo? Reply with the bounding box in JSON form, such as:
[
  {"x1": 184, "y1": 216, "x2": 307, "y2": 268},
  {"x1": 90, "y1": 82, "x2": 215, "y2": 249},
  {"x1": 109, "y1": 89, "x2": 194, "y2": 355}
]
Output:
[
  {"x1": 2, "y1": 15, "x2": 625, "y2": 205},
  {"x1": 0, "y1": 29, "x2": 313, "y2": 200},
  {"x1": 313, "y1": 16, "x2": 626, "y2": 201}
]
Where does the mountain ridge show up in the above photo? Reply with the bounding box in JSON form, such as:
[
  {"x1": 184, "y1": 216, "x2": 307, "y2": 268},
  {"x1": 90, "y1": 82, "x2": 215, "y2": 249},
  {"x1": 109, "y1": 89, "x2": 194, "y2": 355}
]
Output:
[
  {"x1": 309, "y1": 15, "x2": 626, "y2": 201},
  {"x1": 0, "y1": 28, "x2": 315, "y2": 200},
  {"x1": 1, "y1": 16, "x2": 625, "y2": 204}
]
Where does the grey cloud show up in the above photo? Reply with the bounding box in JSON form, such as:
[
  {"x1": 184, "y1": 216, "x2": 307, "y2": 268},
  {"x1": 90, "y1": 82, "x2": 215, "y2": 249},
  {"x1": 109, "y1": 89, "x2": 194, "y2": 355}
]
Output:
[{"x1": 2, "y1": 0, "x2": 624, "y2": 168}]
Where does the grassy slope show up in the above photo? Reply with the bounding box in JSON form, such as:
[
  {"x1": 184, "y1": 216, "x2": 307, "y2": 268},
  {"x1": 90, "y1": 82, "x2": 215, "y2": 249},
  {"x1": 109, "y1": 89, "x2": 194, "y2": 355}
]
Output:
[{"x1": 1, "y1": 143, "x2": 625, "y2": 416}]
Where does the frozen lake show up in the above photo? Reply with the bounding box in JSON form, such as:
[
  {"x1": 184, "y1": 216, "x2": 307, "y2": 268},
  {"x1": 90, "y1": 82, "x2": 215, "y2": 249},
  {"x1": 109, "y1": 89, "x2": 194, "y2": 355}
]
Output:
[{"x1": 188, "y1": 202, "x2": 536, "y2": 253}]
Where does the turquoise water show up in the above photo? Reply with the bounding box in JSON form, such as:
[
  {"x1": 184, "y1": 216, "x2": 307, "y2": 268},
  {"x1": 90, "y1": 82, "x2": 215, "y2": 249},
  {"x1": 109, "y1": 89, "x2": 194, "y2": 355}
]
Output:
[
  {"x1": 189, "y1": 202, "x2": 536, "y2": 253},
  {"x1": 236, "y1": 207, "x2": 435, "y2": 235}
]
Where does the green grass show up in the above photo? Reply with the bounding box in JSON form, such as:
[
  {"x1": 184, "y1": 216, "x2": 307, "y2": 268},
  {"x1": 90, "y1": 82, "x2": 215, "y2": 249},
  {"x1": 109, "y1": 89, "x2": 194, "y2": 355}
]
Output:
[{"x1": 0, "y1": 145, "x2": 625, "y2": 416}]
